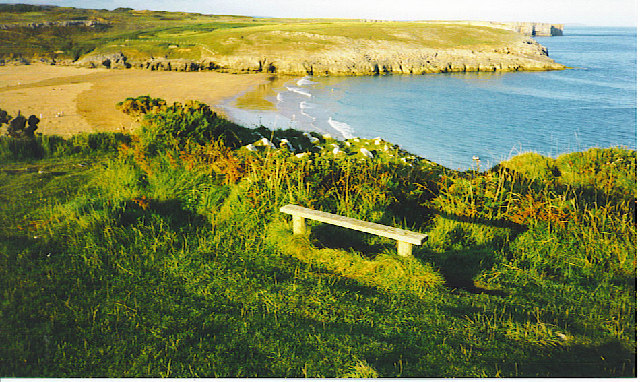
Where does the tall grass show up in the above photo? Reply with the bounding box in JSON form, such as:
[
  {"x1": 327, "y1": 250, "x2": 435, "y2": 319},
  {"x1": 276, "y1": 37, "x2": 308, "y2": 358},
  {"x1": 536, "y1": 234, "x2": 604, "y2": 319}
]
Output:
[
  {"x1": 0, "y1": 102, "x2": 635, "y2": 377},
  {"x1": 432, "y1": 149, "x2": 636, "y2": 284},
  {"x1": 0, "y1": 133, "x2": 131, "y2": 161}
]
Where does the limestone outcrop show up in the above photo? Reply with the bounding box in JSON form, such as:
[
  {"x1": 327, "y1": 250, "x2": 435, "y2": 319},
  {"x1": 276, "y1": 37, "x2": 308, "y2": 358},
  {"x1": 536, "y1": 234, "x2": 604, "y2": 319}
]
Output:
[
  {"x1": 76, "y1": 52, "x2": 131, "y2": 69},
  {"x1": 210, "y1": 37, "x2": 564, "y2": 75},
  {"x1": 503, "y1": 22, "x2": 564, "y2": 37},
  {"x1": 75, "y1": 34, "x2": 564, "y2": 76},
  {"x1": 453, "y1": 21, "x2": 564, "y2": 37},
  {"x1": 75, "y1": 55, "x2": 221, "y2": 72}
]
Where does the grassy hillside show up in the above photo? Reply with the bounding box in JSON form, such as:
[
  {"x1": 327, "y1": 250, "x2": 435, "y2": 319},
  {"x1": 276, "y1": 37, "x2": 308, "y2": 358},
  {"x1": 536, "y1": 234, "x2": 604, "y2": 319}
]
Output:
[
  {"x1": 0, "y1": 4, "x2": 524, "y2": 63},
  {"x1": 164, "y1": 22, "x2": 519, "y2": 57},
  {"x1": 0, "y1": 4, "x2": 265, "y2": 60},
  {"x1": 0, "y1": 98, "x2": 636, "y2": 377}
]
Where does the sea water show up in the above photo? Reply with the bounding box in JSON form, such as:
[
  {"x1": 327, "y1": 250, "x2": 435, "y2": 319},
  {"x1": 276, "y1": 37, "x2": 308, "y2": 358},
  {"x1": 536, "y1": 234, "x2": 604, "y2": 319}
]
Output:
[{"x1": 221, "y1": 26, "x2": 637, "y2": 170}]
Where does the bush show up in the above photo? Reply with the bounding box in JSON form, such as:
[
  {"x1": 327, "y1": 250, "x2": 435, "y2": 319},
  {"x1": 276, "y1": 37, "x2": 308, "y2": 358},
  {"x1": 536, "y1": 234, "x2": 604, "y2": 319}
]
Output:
[
  {"x1": 132, "y1": 99, "x2": 254, "y2": 152},
  {"x1": 116, "y1": 96, "x2": 167, "y2": 119},
  {"x1": 2, "y1": 109, "x2": 40, "y2": 139}
]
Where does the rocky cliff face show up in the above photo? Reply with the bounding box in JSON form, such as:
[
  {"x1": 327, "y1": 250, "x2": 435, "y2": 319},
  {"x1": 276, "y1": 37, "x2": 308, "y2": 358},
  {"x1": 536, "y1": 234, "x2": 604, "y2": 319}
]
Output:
[
  {"x1": 76, "y1": 34, "x2": 564, "y2": 75},
  {"x1": 501, "y1": 22, "x2": 564, "y2": 37},
  {"x1": 211, "y1": 37, "x2": 564, "y2": 75}
]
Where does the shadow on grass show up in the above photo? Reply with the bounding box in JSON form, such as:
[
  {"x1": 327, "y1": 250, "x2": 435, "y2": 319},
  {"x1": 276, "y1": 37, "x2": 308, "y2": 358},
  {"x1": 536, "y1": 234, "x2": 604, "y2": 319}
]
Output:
[
  {"x1": 117, "y1": 198, "x2": 207, "y2": 229},
  {"x1": 298, "y1": 213, "x2": 511, "y2": 296},
  {"x1": 283, "y1": 265, "x2": 636, "y2": 377},
  {"x1": 421, "y1": 246, "x2": 506, "y2": 296},
  {"x1": 309, "y1": 224, "x2": 390, "y2": 259},
  {"x1": 499, "y1": 340, "x2": 636, "y2": 378},
  {"x1": 4, "y1": 200, "x2": 634, "y2": 377},
  {"x1": 416, "y1": 211, "x2": 530, "y2": 296},
  {"x1": 207, "y1": 252, "x2": 637, "y2": 377}
]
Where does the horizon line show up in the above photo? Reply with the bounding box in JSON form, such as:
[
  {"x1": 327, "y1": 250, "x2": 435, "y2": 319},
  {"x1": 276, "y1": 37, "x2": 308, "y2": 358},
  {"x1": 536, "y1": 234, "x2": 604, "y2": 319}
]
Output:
[{"x1": 2, "y1": 3, "x2": 636, "y2": 27}]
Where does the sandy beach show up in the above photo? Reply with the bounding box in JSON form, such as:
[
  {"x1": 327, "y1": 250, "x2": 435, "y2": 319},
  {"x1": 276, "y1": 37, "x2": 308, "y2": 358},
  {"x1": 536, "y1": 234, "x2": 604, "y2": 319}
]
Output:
[{"x1": 0, "y1": 64, "x2": 270, "y2": 136}]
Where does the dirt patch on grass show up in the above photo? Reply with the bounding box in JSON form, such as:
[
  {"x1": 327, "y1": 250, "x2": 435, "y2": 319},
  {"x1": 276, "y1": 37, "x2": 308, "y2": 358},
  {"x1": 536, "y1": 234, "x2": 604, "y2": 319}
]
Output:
[{"x1": 0, "y1": 64, "x2": 269, "y2": 136}]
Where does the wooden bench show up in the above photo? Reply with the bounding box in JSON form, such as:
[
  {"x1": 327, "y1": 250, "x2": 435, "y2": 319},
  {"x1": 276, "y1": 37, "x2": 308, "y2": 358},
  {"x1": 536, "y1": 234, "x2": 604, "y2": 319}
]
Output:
[{"x1": 279, "y1": 204, "x2": 427, "y2": 257}]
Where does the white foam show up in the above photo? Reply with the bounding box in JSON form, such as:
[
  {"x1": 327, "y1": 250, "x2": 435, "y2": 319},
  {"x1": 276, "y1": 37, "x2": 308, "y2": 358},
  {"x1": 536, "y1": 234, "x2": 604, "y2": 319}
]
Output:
[
  {"x1": 297, "y1": 77, "x2": 318, "y2": 86},
  {"x1": 327, "y1": 117, "x2": 354, "y2": 139},
  {"x1": 276, "y1": 93, "x2": 283, "y2": 102},
  {"x1": 299, "y1": 101, "x2": 314, "y2": 109},
  {"x1": 286, "y1": 86, "x2": 312, "y2": 97}
]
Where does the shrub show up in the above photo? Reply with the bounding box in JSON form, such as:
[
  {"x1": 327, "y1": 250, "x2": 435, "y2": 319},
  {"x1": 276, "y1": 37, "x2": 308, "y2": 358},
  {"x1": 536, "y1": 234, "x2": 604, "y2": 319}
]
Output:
[
  {"x1": 5, "y1": 112, "x2": 39, "y2": 139},
  {"x1": 0, "y1": 109, "x2": 10, "y2": 125},
  {"x1": 116, "y1": 96, "x2": 167, "y2": 119},
  {"x1": 131, "y1": 99, "x2": 254, "y2": 152}
]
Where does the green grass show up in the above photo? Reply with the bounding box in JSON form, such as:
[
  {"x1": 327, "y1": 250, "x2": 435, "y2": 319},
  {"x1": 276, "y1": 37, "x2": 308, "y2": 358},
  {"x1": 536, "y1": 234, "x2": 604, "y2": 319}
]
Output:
[
  {"x1": 0, "y1": 5, "x2": 262, "y2": 60},
  {"x1": 97, "y1": 21, "x2": 521, "y2": 59},
  {"x1": 0, "y1": 5, "x2": 523, "y2": 62},
  {"x1": 0, "y1": 103, "x2": 636, "y2": 377}
]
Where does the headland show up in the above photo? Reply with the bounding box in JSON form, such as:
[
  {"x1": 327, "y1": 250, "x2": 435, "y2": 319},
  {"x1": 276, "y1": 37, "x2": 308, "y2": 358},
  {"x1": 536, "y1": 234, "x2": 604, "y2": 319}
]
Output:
[
  {"x1": 0, "y1": 5, "x2": 565, "y2": 77},
  {"x1": 73, "y1": 21, "x2": 565, "y2": 76}
]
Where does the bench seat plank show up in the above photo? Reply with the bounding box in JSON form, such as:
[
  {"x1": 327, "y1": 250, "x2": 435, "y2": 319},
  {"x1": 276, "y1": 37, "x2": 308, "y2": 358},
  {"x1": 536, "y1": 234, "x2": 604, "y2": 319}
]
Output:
[{"x1": 280, "y1": 204, "x2": 427, "y2": 245}]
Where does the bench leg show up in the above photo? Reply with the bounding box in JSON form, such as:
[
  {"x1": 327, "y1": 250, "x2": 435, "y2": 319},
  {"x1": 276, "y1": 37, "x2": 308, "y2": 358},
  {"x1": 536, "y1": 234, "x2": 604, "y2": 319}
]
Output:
[
  {"x1": 292, "y1": 215, "x2": 306, "y2": 235},
  {"x1": 397, "y1": 241, "x2": 413, "y2": 257}
]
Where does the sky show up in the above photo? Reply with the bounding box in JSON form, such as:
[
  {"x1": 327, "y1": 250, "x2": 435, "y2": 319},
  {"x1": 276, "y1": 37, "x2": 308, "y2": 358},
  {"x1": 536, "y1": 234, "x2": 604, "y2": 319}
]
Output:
[{"x1": 3, "y1": 0, "x2": 638, "y2": 26}]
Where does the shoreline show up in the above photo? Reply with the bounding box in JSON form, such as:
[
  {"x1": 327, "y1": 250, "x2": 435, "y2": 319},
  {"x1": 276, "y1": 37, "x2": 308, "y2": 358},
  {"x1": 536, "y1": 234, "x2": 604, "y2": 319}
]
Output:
[
  {"x1": 219, "y1": 75, "x2": 320, "y2": 134},
  {"x1": 0, "y1": 64, "x2": 271, "y2": 137}
]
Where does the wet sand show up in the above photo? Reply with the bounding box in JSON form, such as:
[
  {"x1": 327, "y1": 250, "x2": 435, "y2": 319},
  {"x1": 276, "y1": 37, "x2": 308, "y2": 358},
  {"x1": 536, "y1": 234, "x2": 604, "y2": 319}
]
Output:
[{"x1": 0, "y1": 64, "x2": 270, "y2": 136}]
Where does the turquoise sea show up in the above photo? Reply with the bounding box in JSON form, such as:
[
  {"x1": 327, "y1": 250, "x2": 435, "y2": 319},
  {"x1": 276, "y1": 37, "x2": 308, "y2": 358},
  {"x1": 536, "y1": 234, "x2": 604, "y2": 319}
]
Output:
[{"x1": 222, "y1": 26, "x2": 637, "y2": 170}]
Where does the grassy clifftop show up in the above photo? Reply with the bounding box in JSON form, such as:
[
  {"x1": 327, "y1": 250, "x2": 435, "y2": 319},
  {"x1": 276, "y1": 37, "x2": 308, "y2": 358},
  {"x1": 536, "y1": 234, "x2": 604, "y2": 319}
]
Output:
[
  {"x1": 0, "y1": 5, "x2": 564, "y2": 74},
  {"x1": 0, "y1": 98, "x2": 635, "y2": 377},
  {"x1": 0, "y1": 4, "x2": 263, "y2": 61}
]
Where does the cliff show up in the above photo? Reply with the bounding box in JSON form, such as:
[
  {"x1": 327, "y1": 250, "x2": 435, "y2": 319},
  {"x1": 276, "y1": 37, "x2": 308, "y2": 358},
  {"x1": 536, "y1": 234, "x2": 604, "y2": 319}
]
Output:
[
  {"x1": 499, "y1": 22, "x2": 564, "y2": 37},
  {"x1": 75, "y1": 22, "x2": 565, "y2": 76},
  {"x1": 210, "y1": 37, "x2": 564, "y2": 75}
]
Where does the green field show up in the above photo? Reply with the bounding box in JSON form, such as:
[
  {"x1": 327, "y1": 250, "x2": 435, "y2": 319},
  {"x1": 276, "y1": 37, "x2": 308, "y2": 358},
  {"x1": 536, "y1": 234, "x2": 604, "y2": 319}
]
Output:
[
  {"x1": 0, "y1": 4, "x2": 522, "y2": 62},
  {"x1": 0, "y1": 98, "x2": 636, "y2": 377}
]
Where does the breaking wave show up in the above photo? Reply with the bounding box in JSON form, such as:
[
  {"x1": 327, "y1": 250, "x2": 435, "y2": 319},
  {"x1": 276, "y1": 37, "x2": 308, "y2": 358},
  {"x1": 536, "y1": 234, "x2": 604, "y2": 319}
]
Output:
[
  {"x1": 286, "y1": 86, "x2": 312, "y2": 97},
  {"x1": 328, "y1": 117, "x2": 354, "y2": 139},
  {"x1": 297, "y1": 77, "x2": 318, "y2": 86}
]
